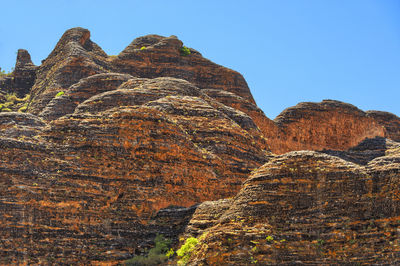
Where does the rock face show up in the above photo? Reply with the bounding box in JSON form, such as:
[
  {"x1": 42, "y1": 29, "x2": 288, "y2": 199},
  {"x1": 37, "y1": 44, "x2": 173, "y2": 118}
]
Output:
[
  {"x1": 367, "y1": 110, "x2": 400, "y2": 142},
  {"x1": 39, "y1": 73, "x2": 134, "y2": 120},
  {"x1": 0, "y1": 49, "x2": 37, "y2": 97},
  {"x1": 28, "y1": 27, "x2": 110, "y2": 115},
  {"x1": 112, "y1": 34, "x2": 255, "y2": 104},
  {"x1": 323, "y1": 136, "x2": 400, "y2": 165},
  {"x1": 0, "y1": 27, "x2": 399, "y2": 264},
  {"x1": 267, "y1": 100, "x2": 386, "y2": 154},
  {"x1": 0, "y1": 76, "x2": 269, "y2": 264},
  {"x1": 185, "y1": 149, "x2": 400, "y2": 265},
  {"x1": 16, "y1": 27, "x2": 398, "y2": 154},
  {"x1": 0, "y1": 112, "x2": 45, "y2": 139}
]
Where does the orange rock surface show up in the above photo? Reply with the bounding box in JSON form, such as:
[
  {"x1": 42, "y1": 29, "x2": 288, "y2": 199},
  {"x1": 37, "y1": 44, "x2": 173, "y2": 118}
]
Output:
[
  {"x1": 184, "y1": 146, "x2": 400, "y2": 265},
  {"x1": 0, "y1": 27, "x2": 399, "y2": 264}
]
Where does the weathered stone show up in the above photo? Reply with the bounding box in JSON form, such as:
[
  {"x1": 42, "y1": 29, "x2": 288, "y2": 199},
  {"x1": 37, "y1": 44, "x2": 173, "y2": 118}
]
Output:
[
  {"x1": 0, "y1": 76, "x2": 270, "y2": 264},
  {"x1": 367, "y1": 110, "x2": 400, "y2": 142},
  {"x1": 323, "y1": 137, "x2": 400, "y2": 165},
  {"x1": 112, "y1": 34, "x2": 255, "y2": 104},
  {"x1": 184, "y1": 199, "x2": 233, "y2": 237},
  {"x1": 28, "y1": 27, "x2": 111, "y2": 114},
  {"x1": 0, "y1": 112, "x2": 45, "y2": 140},
  {"x1": 185, "y1": 151, "x2": 400, "y2": 265},
  {"x1": 39, "y1": 73, "x2": 134, "y2": 120},
  {"x1": 0, "y1": 27, "x2": 399, "y2": 265},
  {"x1": 268, "y1": 100, "x2": 386, "y2": 153},
  {"x1": 0, "y1": 49, "x2": 37, "y2": 97}
]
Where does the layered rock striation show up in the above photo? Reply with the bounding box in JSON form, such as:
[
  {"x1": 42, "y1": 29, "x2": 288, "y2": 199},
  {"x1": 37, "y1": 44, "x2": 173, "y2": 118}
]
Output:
[
  {"x1": 11, "y1": 27, "x2": 398, "y2": 154},
  {"x1": 367, "y1": 110, "x2": 400, "y2": 142},
  {"x1": 0, "y1": 64, "x2": 270, "y2": 264},
  {"x1": 0, "y1": 49, "x2": 37, "y2": 97},
  {"x1": 0, "y1": 27, "x2": 399, "y2": 264},
  {"x1": 184, "y1": 148, "x2": 400, "y2": 265},
  {"x1": 267, "y1": 100, "x2": 386, "y2": 154}
]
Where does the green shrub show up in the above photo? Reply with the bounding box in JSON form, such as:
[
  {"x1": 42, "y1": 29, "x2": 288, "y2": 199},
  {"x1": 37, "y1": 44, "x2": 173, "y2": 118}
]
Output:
[
  {"x1": 176, "y1": 237, "x2": 198, "y2": 265},
  {"x1": 18, "y1": 106, "x2": 27, "y2": 112},
  {"x1": 55, "y1": 91, "x2": 65, "y2": 97},
  {"x1": 6, "y1": 93, "x2": 17, "y2": 102},
  {"x1": 0, "y1": 68, "x2": 13, "y2": 77},
  {"x1": 3, "y1": 101, "x2": 14, "y2": 108},
  {"x1": 22, "y1": 94, "x2": 30, "y2": 101},
  {"x1": 1, "y1": 108, "x2": 12, "y2": 112},
  {"x1": 4, "y1": 92, "x2": 28, "y2": 103},
  {"x1": 266, "y1": 235, "x2": 274, "y2": 242},
  {"x1": 125, "y1": 234, "x2": 171, "y2": 266},
  {"x1": 166, "y1": 248, "x2": 174, "y2": 259},
  {"x1": 180, "y1": 46, "x2": 191, "y2": 56}
]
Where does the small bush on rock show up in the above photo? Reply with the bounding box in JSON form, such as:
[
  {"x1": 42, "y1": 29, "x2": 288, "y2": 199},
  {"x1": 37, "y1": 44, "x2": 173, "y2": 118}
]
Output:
[
  {"x1": 55, "y1": 91, "x2": 65, "y2": 97},
  {"x1": 125, "y1": 234, "x2": 171, "y2": 266},
  {"x1": 0, "y1": 68, "x2": 13, "y2": 77},
  {"x1": 177, "y1": 237, "x2": 198, "y2": 265},
  {"x1": 180, "y1": 46, "x2": 191, "y2": 56}
]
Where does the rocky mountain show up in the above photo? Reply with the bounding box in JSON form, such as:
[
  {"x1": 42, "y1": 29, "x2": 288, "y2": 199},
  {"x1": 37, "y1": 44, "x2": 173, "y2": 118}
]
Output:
[{"x1": 0, "y1": 27, "x2": 399, "y2": 265}]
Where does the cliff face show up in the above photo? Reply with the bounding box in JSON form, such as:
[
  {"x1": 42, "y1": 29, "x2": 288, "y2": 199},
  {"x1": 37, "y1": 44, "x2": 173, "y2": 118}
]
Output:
[
  {"x1": 0, "y1": 79, "x2": 270, "y2": 264},
  {"x1": 0, "y1": 27, "x2": 399, "y2": 264},
  {"x1": 0, "y1": 29, "x2": 271, "y2": 264},
  {"x1": 184, "y1": 144, "x2": 400, "y2": 265},
  {"x1": 367, "y1": 110, "x2": 400, "y2": 142},
  {"x1": 113, "y1": 34, "x2": 255, "y2": 104},
  {"x1": 28, "y1": 28, "x2": 110, "y2": 115},
  {"x1": 0, "y1": 49, "x2": 37, "y2": 98},
  {"x1": 7, "y1": 27, "x2": 397, "y2": 154},
  {"x1": 266, "y1": 100, "x2": 386, "y2": 154}
]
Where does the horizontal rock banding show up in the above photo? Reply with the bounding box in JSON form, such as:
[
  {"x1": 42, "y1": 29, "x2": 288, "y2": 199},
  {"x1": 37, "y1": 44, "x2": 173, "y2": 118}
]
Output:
[{"x1": 0, "y1": 27, "x2": 399, "y2": 264}]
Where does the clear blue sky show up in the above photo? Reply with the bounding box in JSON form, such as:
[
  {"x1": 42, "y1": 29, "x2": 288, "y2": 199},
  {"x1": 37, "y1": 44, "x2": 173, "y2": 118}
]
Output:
[{"x1": 1, "y1": 0, "x2": 399, "y2": 119}]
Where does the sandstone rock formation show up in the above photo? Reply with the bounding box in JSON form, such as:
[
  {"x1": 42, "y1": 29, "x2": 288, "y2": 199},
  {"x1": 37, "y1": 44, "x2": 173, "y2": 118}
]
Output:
[
  {"x1": 0, "y1": 27, "x2": 399, "y2": 264},
  {"x1": 16, "y1": 27, "x2": 399, "y2": 154},
  {"x1": 0, "y1": 77, "x2": 269, "y2": 264},
  {"x1": 184, "y1": 148, "x2": 400, "y2": 265},
  {"x1": 28, "y1": 27, "x2": 111, "y2": 115},
  {"x1": 267, "y1": 100, "x2": 386, "y2": 154},
  {"x1": 0, "y1": 49, "x2": 37, "y2": 97},
  {"x1": 367, "y1": 110, "x2": 400, "y2": 142}
]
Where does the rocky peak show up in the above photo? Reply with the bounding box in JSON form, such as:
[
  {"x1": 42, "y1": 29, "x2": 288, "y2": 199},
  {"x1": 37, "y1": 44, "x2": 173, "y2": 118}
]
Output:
[
  {"x1": 46, "y1": 27, "x2": 106, "y2": 59},
  {"x1": 28, "y1": 27, "x2": 110, "y2": 114},
  {"x1": 112, "y1": 32, "x2": 253, "y2": 103},
  {"x1": 129, "y1": 34, "x2": 166, "y2": 48},
  {"x1": 0, "y1": 49, "x2": 37, "y2": 97},
  {"x1": 15, "y1": 49, "x2": 35, "y2": 69}
]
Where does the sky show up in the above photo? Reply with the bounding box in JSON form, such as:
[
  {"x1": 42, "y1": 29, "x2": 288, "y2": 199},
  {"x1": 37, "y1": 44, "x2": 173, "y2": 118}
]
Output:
[{"x1": 0, "y1": 0, "x2": 399, "y2": 119}]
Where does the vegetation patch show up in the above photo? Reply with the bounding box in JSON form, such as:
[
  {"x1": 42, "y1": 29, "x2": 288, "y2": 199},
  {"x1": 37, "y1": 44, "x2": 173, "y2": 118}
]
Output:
[
  {"x1": 176, "y1": 237, "x2": 199, "y2": 265},
  {"x1": 55, "y1": 91, "x2": 65, "y2": 97},
  {"x1": 0, "y1": 93, "x2": 30, "y2": 112},
  {"x1": 180, "y1": 46, "x2": 191, "y2": 56},
  {"x1": 125, "y1": 234, "x2": 171, "y2": 266},
  {"x1": 0, "y1": 68, "x2": 13, "y2": 77},
  {"x1": 18, "y1": 105, "x2": 28, "y2": 113}
]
